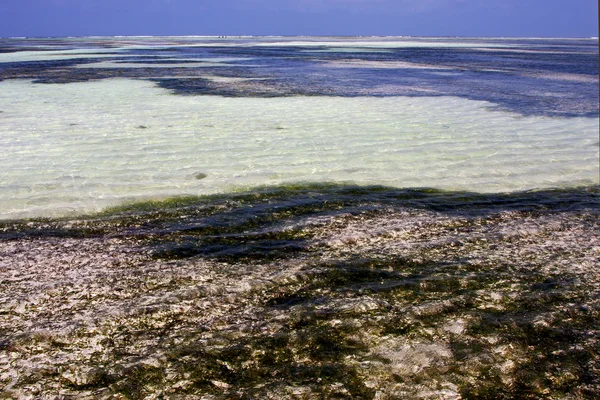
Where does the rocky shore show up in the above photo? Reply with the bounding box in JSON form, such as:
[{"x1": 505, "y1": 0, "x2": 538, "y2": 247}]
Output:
[{"x1": 1, "y1": 185, "x2": 599, "y2": 399}]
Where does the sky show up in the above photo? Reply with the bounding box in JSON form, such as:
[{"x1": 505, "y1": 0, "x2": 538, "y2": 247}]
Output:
[{"x1": 0, "y1": 0, "x2": 598, "y2": 38}]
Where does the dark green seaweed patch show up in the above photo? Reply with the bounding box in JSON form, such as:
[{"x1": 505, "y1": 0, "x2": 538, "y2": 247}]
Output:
[{"x1": 1, "y1": 183, "x2": 598, "y2": 247}]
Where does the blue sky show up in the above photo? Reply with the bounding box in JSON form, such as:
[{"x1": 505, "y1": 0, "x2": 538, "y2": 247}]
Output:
[{"x1": 0, "y1": 0, "x2": 597, "y2": 38}]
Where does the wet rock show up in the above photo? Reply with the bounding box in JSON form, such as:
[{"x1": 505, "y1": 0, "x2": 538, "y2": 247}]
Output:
[
  {"x1": 1, "y1": 186, "x2": 599, "y2": 398},
  {"x1": 61, "y1": 366, "x2": 109, "y2": 388},
  {"x1": 442, "y1": 318, "x2": 466, "y2": 335}
]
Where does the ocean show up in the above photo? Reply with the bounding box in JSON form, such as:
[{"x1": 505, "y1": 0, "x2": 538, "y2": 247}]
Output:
[
  {"x1": 0, "y1": 36, "x2": 598, "y2": 219},
  {"x1": 2, "y1": 36, "x2": 600, "y2": 399}
]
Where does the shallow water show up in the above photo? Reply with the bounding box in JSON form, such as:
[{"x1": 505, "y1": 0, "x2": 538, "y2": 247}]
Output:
[
  {"x1": 0, "y1": 36, "x2": 598, "y2": 219},
  {"x1": 1, "y1": 38, "x2": 600, "y2": 400}
]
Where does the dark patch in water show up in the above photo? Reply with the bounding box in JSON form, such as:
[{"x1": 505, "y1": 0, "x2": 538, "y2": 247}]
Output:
[
  {"x1": 152, "y1": 77, "x2": 286, "y2": 98},
  {"x1": 0, "y1": 38, "x2": 597, "y2": 117}
]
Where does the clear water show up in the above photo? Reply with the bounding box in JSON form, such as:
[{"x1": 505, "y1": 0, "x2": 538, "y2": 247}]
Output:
[{"x1": 0, "y1": 36, "x2": 598, "y2": 219}]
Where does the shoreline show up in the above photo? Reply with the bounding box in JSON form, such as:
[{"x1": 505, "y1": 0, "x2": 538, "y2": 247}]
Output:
[{"x1": 2, "y1": 182, "x2": 598, "y2": 222}]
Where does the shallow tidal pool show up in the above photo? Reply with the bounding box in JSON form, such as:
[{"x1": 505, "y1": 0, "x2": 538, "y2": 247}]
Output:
[{"x1": 0, "y1": 78, "x2": 597, "y2": 219}]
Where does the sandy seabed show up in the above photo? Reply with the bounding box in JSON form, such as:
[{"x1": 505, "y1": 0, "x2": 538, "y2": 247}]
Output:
[{"x1": 1, "y1": 186, "x2": 599, "y2": 399}]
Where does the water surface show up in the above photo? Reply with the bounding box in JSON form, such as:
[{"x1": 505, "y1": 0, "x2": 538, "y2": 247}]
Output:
[{"x1": 0, "y1": 36, "x2": 598, "y2": 219}]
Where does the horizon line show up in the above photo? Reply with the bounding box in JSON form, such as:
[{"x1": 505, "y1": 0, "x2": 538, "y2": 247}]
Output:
[{"x1": 2, "y1": 34, "x2": 598, "y2": 40}]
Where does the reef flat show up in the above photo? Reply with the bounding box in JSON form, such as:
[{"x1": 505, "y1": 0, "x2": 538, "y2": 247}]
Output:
[{"x1": 1, "y1": 184, "x2": 599, "y2": 399}]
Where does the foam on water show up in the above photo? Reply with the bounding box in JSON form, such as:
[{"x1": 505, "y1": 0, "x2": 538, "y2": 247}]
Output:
[
  {"x1": 325, "y1": 60, "x2": 454, "y2": 70},
  {"x1": 302, "y1": 48, "x2": 394, "y2": 53},
  {"x1": 0, "y1": 78, "x2": 597, "y2": 219},
  {"x1": 0, "y1": 48, "x2": 131, "y2": 63},
  {"x1": 252, "y1": 40, "x2": 519, "y2": 49},
  {"x1": 75, "y1": 61, "x2": 246, "y2": 69}
]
